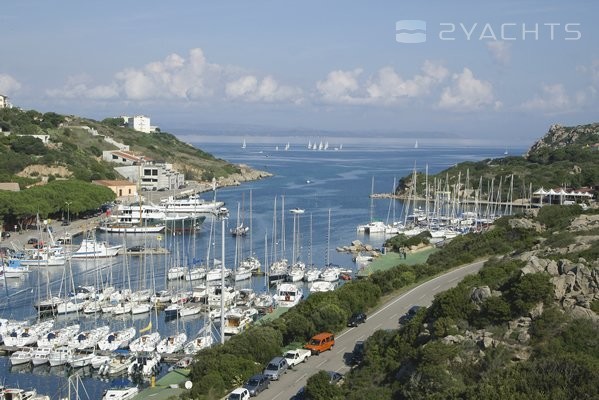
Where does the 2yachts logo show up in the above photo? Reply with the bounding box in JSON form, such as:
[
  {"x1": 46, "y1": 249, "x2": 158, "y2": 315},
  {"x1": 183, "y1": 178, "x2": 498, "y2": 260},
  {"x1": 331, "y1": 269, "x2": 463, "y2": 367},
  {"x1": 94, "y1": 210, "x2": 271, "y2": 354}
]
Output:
[{"x1": 396, "y1": 20, "x2": 582, "y2": 43}]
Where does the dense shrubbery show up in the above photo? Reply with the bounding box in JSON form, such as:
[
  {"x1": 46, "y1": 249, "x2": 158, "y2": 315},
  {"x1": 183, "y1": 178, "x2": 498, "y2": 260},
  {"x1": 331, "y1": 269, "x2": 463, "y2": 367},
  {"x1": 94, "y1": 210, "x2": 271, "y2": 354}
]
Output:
[{"x1": 385, "y1": 231, "x2": 431, "y2": 251}]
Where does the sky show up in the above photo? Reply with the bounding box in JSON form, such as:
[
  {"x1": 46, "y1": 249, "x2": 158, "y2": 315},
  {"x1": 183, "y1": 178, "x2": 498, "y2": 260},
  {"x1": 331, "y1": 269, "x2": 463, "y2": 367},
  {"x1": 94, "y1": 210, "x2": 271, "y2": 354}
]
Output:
[{"x1": 0, "y1": 1, "x2": 597, "y2": 146}]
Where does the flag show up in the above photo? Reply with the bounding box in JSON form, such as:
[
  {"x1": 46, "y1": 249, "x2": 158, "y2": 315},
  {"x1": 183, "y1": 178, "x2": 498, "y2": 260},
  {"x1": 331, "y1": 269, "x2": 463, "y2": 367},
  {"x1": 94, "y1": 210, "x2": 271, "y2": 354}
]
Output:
[{"x1": 139, "y1": 321, "x2": 152, "y2": 333}]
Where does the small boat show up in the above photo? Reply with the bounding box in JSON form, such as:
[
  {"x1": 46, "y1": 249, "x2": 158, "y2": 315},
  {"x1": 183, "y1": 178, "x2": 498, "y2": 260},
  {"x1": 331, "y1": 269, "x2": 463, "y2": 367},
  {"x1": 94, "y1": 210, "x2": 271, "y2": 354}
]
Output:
[
  {"x1": 31, "y1": 346, "x2": 53, "y2": 366},
  {"x1": 10, "y1": 346, "x2": 34, "y2": 366},
  {"x1": 37, "y1": 324, "x2": 80, "y2": 348},
  {"x1": 273, "y1": 283, "x2": 303, "y2": 308},
  {"x1": 222, "y1": 308, "x2": 253, "y2": 336},
  {"x1": 184, "y1": 267, "x2": 206, "y2": 281},
  {"x1": 129, "y1": 332, "x2": 161, "y2": 353},
  {"x1": 128, "y1": 353, "x2": 161, "y2": 377},
  {"x1": 156, "y1": 332, "x2": 187, "y2": 354},
  {"x1": 230, "y1": 223, "x2": 249, "y2": 236},
  {"x1": 178, "y1": 304, "x2": 203, "y2": 318},
  {"x1": 69, "y1": 351, "x2": 96, "y2": 368},
  {"x1": 167, "y1": 266, "x2": 186, "y2": 281},
  {"x1": 102, "y1": 386, "x2": 139, "y2": 400},
  {"x1": 98, "y1": 327, "x2": 137, "y2": 352},
  {"x1": 303, "y1": 267, "x2": 320, "y2": 282},
  {"x1": 184, "y1": 327, "x2": 214, "y2": 355},
  {"x1": 71, "y1": 238, "x2": 122, "y2": 258},
  {"x1": 98, "y1": 351, "x2": 136, "y2": 376},
  {"x1": 48, "y1": 346, "x2": 73, "y2": 367},
  {"x1": 2, "y1": 388, "x2": 50, "y2": 400},
  {"x1": 68, "y1": 326, "x2": 110, "y2": 350},
  {"x1": 309, "y1": 280, "x2": 335, "y2": 292},
  {"x1": 91, "y1": 354, "x2": 112, "y2": 369}
]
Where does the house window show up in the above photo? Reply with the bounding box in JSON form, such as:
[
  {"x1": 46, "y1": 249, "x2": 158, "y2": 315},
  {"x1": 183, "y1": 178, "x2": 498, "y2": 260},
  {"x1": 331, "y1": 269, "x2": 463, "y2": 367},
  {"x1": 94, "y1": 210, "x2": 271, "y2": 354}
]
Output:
[{"x1": 118, "y1": 189, "x2": 123, "y2": 196}]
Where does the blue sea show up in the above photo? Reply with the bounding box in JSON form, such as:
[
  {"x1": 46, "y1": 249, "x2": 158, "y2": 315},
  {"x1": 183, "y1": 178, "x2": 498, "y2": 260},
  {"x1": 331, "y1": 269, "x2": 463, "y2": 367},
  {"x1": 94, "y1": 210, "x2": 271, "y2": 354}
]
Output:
[{"x1": 0, "y1": 140, "x2": 528, "y2": 399}]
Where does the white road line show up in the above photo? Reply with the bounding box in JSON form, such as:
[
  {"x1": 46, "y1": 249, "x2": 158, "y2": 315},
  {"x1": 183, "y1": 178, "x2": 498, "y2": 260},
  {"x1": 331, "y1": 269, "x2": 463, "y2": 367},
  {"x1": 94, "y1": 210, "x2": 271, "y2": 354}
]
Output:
[
  {"x1": 433, "y1": 284, "x2": 441, "y2": 291},
  {"x1": 316, "y1": 359, "x2": 327, "y2": 368},
  {"x1": 295, "y1": 373, "x2": 307, "y2": 383}
]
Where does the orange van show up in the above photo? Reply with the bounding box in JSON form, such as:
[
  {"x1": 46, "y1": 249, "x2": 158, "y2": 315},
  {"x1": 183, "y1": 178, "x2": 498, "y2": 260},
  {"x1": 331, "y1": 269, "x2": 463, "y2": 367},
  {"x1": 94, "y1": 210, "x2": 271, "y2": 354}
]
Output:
[{"x1": 304, "y1": 332, "x2": 335, "y2": 355}]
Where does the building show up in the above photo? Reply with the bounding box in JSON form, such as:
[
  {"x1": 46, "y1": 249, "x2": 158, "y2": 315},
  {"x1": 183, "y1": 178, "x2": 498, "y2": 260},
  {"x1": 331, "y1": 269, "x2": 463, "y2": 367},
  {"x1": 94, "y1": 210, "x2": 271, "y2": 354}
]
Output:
[
  {"x1": 92, "y1": 180, "x2": 138, "y2": 199},
  {"x1": 114, "y1": 163, "x2": 185, "y2": 191},
  {"x1": 102, "y1": 150, "x2": 149, "y2": 165},
  {"x1": 128, "y1": 115, "x2": 152, "y2": 133},
  {"x1": 0, "y1": 94, "x2": 9, "y2": 109}
]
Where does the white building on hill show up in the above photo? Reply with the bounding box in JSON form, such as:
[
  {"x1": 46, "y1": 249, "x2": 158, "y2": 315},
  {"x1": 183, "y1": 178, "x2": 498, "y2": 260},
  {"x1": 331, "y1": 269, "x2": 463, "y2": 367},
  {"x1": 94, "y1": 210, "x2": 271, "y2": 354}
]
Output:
[{"x1": 0, "y1": 94, "x2": 11, "y2": 109}]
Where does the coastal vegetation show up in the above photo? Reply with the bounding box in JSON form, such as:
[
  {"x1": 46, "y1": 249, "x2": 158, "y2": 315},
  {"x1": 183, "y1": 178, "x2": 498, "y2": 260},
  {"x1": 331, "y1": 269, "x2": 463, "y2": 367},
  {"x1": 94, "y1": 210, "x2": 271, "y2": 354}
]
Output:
[
  {"x1": 397, "y1": 123, "x2": 599, "y2": 203},
  {"x1": 0, "y1": 107, "x2": 241, "y2": 227}
]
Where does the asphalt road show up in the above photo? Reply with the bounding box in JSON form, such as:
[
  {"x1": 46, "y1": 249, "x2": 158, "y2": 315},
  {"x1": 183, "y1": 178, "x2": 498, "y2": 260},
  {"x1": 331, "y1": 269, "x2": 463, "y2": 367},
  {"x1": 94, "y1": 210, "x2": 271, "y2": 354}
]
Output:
[{"x1": 256, "y1": 260, "x2": 486, "y2": 400}]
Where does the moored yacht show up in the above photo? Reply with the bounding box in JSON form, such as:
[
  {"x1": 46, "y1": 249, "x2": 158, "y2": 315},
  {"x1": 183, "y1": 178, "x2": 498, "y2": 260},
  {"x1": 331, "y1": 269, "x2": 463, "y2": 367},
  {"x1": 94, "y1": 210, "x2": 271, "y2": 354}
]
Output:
[{"x1": 273, "y1": 283, "x2": 303, "y2": 308}]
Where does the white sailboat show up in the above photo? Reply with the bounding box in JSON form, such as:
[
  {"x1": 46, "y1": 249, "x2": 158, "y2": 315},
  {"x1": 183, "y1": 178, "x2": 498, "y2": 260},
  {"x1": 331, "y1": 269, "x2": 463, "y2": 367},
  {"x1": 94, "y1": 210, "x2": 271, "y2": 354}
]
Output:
[{"x1": 242, "y1": 138, "x2": 246, "y2": 149}]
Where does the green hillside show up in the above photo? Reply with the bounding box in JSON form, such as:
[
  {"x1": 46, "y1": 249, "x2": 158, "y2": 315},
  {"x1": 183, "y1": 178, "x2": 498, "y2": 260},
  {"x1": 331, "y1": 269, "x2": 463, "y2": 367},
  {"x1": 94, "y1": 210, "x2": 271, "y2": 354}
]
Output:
[{"x1": 397, "y1": 123, "x2": 599, "y2": 202}]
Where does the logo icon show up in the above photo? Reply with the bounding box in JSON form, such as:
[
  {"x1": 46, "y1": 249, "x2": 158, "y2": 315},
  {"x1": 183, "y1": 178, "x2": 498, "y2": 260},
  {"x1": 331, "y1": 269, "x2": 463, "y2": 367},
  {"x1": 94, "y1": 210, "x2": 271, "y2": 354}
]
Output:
[{"x1": 396, "y1": 20, "x2": 427, "y2": 43}]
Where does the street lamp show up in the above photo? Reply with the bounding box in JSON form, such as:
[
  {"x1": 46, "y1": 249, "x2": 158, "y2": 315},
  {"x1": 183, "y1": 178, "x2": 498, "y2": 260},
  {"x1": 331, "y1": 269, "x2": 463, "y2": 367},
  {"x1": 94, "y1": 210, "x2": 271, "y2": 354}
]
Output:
[{"x1": 65, "y1": 201, "x2": 72, "y2": 224}]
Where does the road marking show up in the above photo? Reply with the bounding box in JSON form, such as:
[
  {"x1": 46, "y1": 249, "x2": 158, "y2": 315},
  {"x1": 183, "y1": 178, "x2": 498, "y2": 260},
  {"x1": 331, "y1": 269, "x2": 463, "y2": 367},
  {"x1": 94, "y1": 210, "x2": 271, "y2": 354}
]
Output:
[
  {"x1": 335, "y1": 346, "x2": 347, "y2": 354},
  {"x1": 295, "y1": 373, "x2": 307, "y2": 383},
  {"x1": 374, "y1": 323, "x2": 382, "y2": 330},
  {"x1": 433, "y1": 284, "x2": 441, "y2": 291},
  {"x1": 316, "y1": 359, "x2": 327, "y2": 368}
]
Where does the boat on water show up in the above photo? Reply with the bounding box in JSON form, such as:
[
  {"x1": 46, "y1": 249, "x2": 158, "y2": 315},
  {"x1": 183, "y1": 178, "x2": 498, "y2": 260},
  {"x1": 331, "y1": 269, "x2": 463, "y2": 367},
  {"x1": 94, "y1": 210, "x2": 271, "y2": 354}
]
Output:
[
  {"x1": 230, "y1": 223, "x2": 249, "y2": 236},
  {"x1": 128, "y1": 352, "x2": 161, "y2": 377},
  {"x1": 30, "y1": 346, "x2": 53, "y2": 366},
  {"x1": 273, "y1": 283, "x2": 303, "y2": 308},
  {"x1": 98, "y1": 351, "x2": 137, "y2": 376},
  {"x1": 156, "y1": 332, "x2": 187, "y2": 354},
  {"x1": 160, "y1": 194, "x2": 224, "y2": 215},
  {"x1": 268, "y1": 259, "x2": 289, "y2": 286},
  {"x1": 184, "y1": 327, "x2": 214, "y2": 355},
  {"x1": 98, "y1": 222, "x2": 165, "y2": 234},
  {"x1": 9, "y1": 347, "x2": 34, "y2": 366},
  {"x1": 70, "y1": 238, "x2": 122, "y2": 258},
  {"x1": 129, "y1": 332, "x2": 161, "y2": 353},
  {"x1": 12, "y1": 246, "x2": 67, "y2": 267},
  {"x1": 309, "y1": 280, "x2": 336, "y2": 292},
  {"x1": 102, "y1": 386, "x2": 139, "y2": 400},
  {"x1": 2, "y1": 387, "x2": 50, "y2": 400},
  {"x1": 37, "y1": 324, "x2": 80, "y2": 348},
  {"x1": 98, "y1": 327, "x2": 137, "y2": 352}
]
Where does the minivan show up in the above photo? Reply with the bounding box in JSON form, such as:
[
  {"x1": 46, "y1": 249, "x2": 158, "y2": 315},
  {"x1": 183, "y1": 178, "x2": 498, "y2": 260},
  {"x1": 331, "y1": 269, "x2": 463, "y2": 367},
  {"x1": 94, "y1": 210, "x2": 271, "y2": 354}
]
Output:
[
  {"x1": 304, "y1": 332, "x2": 335, "y2": 355},
  {"x1": 263, "y1": 356, "x2": 288, "y2": 380}
]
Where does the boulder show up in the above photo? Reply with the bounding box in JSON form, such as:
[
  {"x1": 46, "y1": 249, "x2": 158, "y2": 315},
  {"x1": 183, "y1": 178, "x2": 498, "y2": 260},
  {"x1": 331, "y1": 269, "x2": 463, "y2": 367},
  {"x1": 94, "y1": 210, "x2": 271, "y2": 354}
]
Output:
[
  {"x1": 546, "y1": 260, "x2": 559, "y2": 276},
  {"x1": 470, "y1": 286, "x2": 492, "y2": 305},
  {"x1": 529, "y1": 302, "x2": 544, "y2": 319},
  {"x1": 351, "y1": 240, "x2": 362, "y2": 247},
  {"x1": 558, "y1": 259, "x2": 576, "y2": 275},
  {"x1": 517, "y1": 330, "x2": 531, "y2": 344}
]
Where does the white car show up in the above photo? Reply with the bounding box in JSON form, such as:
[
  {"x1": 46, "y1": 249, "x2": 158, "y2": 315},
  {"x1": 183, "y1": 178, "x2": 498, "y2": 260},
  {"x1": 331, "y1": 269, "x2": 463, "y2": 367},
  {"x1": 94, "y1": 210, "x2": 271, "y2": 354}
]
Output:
[{"x1": 228, "y1": 387, "x2": 250, "y2": 400}]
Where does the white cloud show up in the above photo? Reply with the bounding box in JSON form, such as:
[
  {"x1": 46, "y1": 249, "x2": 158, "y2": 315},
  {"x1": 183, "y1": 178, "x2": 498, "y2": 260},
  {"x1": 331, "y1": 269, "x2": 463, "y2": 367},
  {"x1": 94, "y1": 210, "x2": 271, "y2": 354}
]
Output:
[
  {"x1": 316, "y1": 69, "x2": 364, "y2": 104},
  {"x1": 366, "y1": 61, "x2": 449, "y2": 103},
  {"x1": 486, "y1": 42, "x2": 511, "y2": 65},
  {"x1": 226, "y1": 75, "x2": 302, "y2": 103},
  {"x1": 522, "y1": 83, "x2": 571, "y2": 111},
  {"x1": 316, "y1": 61, "x2": 449, "y2": 105},
  {"x1": 0, "y1": 73, "x2": 22, "y2": 94},
  {"x1": 438, "y1": 68, "x2": 497, "y2": 111},
  {"x1": 46, "y1": 74, "x2": 119, "y2": 99}
]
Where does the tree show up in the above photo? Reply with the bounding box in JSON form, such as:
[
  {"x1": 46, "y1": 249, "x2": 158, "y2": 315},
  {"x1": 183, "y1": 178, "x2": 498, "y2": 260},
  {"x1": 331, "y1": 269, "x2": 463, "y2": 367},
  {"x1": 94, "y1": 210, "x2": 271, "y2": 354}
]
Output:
[{"x1": 305, "y1": 371, "x2": 344, "y2": 400}]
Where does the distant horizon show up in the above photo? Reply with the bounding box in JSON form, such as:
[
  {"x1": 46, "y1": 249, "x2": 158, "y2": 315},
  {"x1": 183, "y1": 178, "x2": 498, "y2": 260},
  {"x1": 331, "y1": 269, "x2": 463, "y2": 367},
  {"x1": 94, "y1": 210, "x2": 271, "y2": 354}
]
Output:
[{"x1": 1, "y1": 1, "x2": 596, "y2": 144}]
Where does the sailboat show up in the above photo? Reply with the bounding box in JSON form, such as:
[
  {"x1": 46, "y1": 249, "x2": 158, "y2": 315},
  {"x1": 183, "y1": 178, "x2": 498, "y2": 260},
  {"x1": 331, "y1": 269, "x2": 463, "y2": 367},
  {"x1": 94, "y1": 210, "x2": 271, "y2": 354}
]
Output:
[
  {"x1": 414, "y1": 140, "x2": 419, "y2": 149},
  {"x1": 285, "y1": 142, "x2": 290, "y2": 151},
  {"x1": 242, "y1": 138, "x2": 246, "y2": 149}
]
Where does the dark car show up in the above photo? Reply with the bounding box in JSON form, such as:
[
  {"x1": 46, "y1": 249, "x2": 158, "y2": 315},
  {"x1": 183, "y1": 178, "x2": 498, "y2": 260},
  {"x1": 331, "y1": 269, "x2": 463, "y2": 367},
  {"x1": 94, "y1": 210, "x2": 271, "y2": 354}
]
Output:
[
  {"x1": 291, "y1": 386, "x2": 307, "y2": 400},
  {"x1": 61, "y1": 220, "x2": 71, "y2": 226},
  {"x1": 347, "y1": 312, "x2": 367, "y2": 327},
  {"x1": 351, "y1": 340, "x2": 365, "y2": 365},
  {"x1": 243, "y1": 374, "x2": 269, "y2": 396},
  {"x1": 27, "y1": 237, "x2": 39, "y2": 245},
  {"x1": 399, "y1": 305, "x2": 424, "y2": 325},
  {"x1": 127, "y1": 245, "x2": 145, "y2": 253},
  {"x1": 1, "y1": 231, "x2": 10, "y2": 239},
  {"x1": 326, "y1": 370, "x2": 344, "y2": 385}
]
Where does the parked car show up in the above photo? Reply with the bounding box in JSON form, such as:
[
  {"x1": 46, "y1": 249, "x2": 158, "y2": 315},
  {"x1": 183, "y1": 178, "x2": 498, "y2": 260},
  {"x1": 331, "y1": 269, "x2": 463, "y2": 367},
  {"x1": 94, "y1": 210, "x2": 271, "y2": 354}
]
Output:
[
  {"x1": 351, "y1": 341, "x2": 365, "y2": 365},
  {"x1": 284, "y1": 348, "x2": 311, "y2": 368},
  {"x1": 227, "y1": 387, "x2": 250, "y2": 400},
  {"x1": 127, "y1": 245, "x2": 145, "y2": 253},
  {"x1": 243, "y1": 374, "x2": 269, "y2": 396},
  {"x1": 347, "y1": 312, "x2": 367, "y2": 327},
  {"x1": 263, "y1": 356, "x2": 288, "y2": 380},
  {"x1": 304, "y1": 332, "x2": 335, "y2": 355},
  {"x1": 326, "y1": 370, "x2": 344, "y2": 385},
  {"x1": 290, "y1": 386, "x2": 307, "y2": 400},
  {"x1": 1, "y1": 231, "x2": 10, "y2": 239},
  {"x1": 27, "y1": 237, "x2": 38, "y2": 245},
  {"x1": 61, "y1": 220, "x2": 70, "y2": 226},
  {"x1": 399, "y1": 305, "x2": 424, "y2": 325}
]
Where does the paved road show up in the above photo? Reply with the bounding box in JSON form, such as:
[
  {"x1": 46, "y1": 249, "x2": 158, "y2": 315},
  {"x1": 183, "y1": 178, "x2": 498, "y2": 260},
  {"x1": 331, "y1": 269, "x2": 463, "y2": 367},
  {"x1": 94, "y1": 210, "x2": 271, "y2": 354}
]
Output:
[{"x1": 256, "y1": 260, "x2": 486, "y2": 400}]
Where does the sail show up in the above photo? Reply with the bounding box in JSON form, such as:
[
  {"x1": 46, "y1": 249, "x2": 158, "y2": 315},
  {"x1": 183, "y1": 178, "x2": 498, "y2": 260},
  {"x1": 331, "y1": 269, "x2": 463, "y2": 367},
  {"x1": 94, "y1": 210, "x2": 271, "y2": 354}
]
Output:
[{"x1": 139, "y1": 321, "x2": 152, "y2": 333}]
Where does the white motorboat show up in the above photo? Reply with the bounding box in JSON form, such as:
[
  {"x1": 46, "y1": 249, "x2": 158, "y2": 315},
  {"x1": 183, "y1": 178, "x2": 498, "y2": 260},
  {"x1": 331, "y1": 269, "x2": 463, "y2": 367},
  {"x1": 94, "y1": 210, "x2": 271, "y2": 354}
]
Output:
[
  {"x1": 71, "y1": 239, "x2": 122, "y2": 258},
  {"x1": 239, "y1": 256, "x2": 261, "y2": 272},
  {"x1": 112, "y1": 302, "x2": 132, "y2": 315},
  {"x1": 160, "y1": 194, "x2": 224, "y2": 215},
  {"x1": 319, "y1": 266, "x2": 341, "y2": 282},
  {"x1": 156, "y1": 332, "x2": 187, "y2": 354},
  {"x1": 150, "y1": 290, "x2": 172, "y2": 305},
  {"x1": 129, "y1": 332, "x2": 161, "y2": 353},
  {"x1": 69, "y1": 351, "x2": 96, "y2": 368},
  {"x1": 15, "y1": 246, "x2": 67, "y2": 267},
  {"x1": 222, "y1": 308, "x2": 253, "y2": 336},
  {"x1": 3, "y1": 261, "x2": 30, "y2": 278},
  {"x1": 2, "y1": 388, "x2": 50, "y2": 400},
  {"x1": 10, "y1": 346, "x2": 34, "y2": 366},
  {"x1": 128, "y1": 353, "x2": 161, "y2": 377},
  {"x1": 91, "y1": 354, "x2": 111, "y2": 369},
  {"x1": 98, "y1": 352, "x2": 137, "y2": 376},
  {"x1": 98, "y1": 222, "x2": 165, "y2": 234},
  {"x1": 273, "y1": 283, "x2": 303, "y2": 308},
  {"x1": 31, "y1": 346, "x2": 53, "y2": 366},
  {"x1": 206, "y1": 267, "x2": 231, "y2": 282},
  {"x1": 48, "y1": 346, "x2": 73, "y2": 367},
  {"x1": 178, "y1": 304, "x2": 203, "y2": 318},
  {"x1": 268, "y1": 259, "x2": 289, "y2": 285},
  {"x1": 309, "y1": 280, "x2": 336, "y2": 292},
  {"x1": 98, "y1": 327, "x2": 137, "y2": 352},
  {"x1": 101, "y1": 386, "x2": 139, "y2": 400}
]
